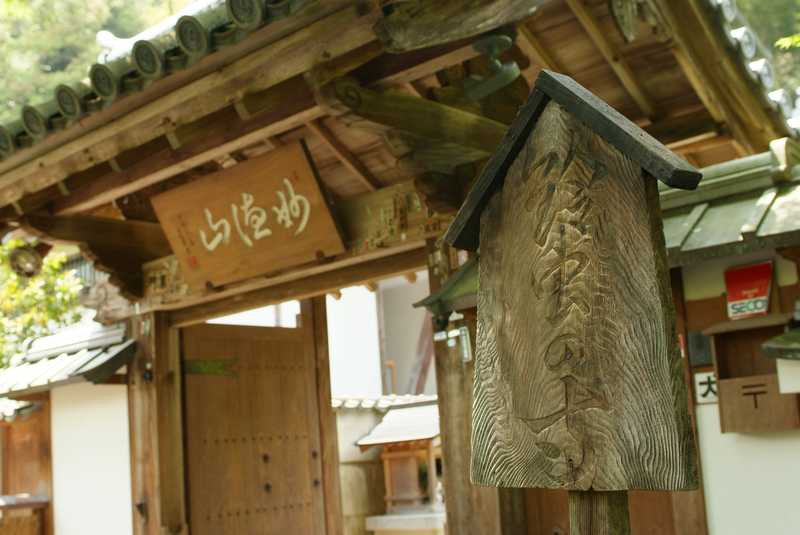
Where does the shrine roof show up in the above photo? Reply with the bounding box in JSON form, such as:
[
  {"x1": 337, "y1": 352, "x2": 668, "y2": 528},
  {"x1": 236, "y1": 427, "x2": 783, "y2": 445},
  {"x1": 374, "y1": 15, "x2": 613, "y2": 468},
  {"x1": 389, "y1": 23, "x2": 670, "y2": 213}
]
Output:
[
  {"x1": 356, "y1": 400, "x2": 440, "y2": 448},
  {"x1": 332, "y1": 394, "x2": 438, "y2": 412}
]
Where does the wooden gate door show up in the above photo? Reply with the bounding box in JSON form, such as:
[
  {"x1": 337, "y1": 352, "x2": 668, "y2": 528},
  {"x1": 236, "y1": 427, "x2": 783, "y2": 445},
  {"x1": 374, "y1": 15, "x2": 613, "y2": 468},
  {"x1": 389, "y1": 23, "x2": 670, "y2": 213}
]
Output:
[{"x1": 182, "y1": 323, "x2": 326, "y2": 535}]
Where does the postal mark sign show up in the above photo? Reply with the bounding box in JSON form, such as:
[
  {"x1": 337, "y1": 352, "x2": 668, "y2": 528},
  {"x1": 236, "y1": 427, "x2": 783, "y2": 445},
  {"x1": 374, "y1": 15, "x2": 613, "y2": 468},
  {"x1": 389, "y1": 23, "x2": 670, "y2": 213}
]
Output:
[{"x1": 152, "y1": 141, "x2": 344, "y2": 289}]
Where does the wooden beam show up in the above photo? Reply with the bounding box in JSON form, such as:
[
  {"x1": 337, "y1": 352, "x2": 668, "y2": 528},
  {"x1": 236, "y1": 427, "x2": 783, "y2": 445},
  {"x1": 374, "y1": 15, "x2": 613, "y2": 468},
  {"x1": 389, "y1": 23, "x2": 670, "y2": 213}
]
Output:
[
  {"x1": 0, "y1": 4, "x2": 380, "y2": 209},
  {"x1": 564, "y1": 0, "x2": 657, "y2": 118},
  {"x1": 358, "y1": 42, "x2": 481, "y2": 88},
  {"x1": 168, "y1": 246, "x2": 428, "y2": 327},
  {"x1": 130, "y1": 179, "x2": 451, "y2": 320},
  {"x1": 305, "y1": 119, "x2": 381, "y2": 191},
  {"x1": 644, "y1": 111, "x2": 720, "y2": 147},
  {"x1": 53, "y1": 80, "x2": 323, "y2": 215},
  {"x1": 21, "y1": 214, "x2": 171, "y2": 261},
  {"x1": 374, "y1": 0, "x2": 547, "y2": 52},
  {"x1": 334, "y1": 78, "x2": 507, "y2": 155},
  {"x1": 516, "y1": 23, "x2": 562, "y2": 83}
]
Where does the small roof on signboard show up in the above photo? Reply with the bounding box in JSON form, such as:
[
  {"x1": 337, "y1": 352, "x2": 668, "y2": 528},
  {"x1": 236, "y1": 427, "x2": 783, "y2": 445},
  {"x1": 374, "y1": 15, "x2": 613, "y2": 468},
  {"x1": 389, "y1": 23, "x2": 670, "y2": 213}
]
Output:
[{"x1": 444, "y1": 70, "x2": 702, "y2": 251}]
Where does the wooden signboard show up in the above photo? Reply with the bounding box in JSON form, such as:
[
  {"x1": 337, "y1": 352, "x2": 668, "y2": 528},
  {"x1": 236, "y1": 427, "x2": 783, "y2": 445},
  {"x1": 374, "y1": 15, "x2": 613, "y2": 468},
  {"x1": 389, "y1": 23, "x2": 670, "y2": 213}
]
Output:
[
  {"x1": 152, "y1": 141, "x2": 345, "y2": 289},
  {"x1": 445, "y1": 71, "x2": 701, "y2": 533}
]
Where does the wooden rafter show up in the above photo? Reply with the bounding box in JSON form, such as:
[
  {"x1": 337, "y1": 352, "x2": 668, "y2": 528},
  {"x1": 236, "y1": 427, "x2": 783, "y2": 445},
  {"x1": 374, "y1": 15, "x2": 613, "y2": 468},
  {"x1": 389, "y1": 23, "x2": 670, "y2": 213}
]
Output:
[
  {"x1": 21, "y1": 214, "x2": 171, "y2": 262},
  {"x1": 168, "y1": 247, "x2": 429, "y2": 327},
  {"x1": 20, "y1": 214, "x2": 172, "y2": 297},
  {"x1": 565, "y1": 0, "x2": 657, "y2": 118},
  {"x1": 305, "y1": 119, "x2": 381, "y2": 191},
  {"x1": 1, "y1": 37, "x2": 496, "y2": 221},
  {"x1": 374, "y1": 0, "x2": 547, "y2": 52},
  {"x1": 359, "y1": 43, "x2": 481, "y2": 88},
  {"x1": 53, "y1": 79, "x2": 324, "y2": 214},
  {"x1": 648, "y1": 0, "x2": 789, "y2": 152},
  {"x1": 333, "y1": 78, "x2": 507, "y2": 155},
  {"x1": 516, "y1": 23, "x2": 562, "y2": 83}
]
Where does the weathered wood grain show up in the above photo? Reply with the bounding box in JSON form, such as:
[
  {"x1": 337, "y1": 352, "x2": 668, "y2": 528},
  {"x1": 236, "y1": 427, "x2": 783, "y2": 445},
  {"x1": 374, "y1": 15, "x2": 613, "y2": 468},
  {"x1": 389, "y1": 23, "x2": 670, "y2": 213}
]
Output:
[
  {"x1": 569, "y1": 491, "x2": 631, "y2": 535},
  {"x1": 374, "y1": 0, "x2": 545, "y2": 52},
  {"x1": 471, "y1": 102, "x2": 697, "y2": 491}
]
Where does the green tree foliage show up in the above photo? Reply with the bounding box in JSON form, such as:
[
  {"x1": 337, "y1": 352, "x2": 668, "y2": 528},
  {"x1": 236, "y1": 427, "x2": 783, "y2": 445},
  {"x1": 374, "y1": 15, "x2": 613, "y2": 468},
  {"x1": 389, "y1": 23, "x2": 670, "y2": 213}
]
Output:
[
  {"x1": 738, "y1": 0, "x2": 800, "y2": 88},
  {"x1": 0, "y1": 240, "x2": 83, "y2": 363},
  {"x1": 0, "y1": 0, "x2": 189, "y2": 123}
]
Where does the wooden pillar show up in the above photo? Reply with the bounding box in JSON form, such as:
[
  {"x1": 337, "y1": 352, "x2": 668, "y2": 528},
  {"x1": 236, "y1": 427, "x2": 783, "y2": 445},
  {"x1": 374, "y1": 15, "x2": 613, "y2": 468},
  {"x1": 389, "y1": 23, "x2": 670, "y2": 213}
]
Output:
[
  {"x1": 128, "y1": 314, "x2": 162, "y2": 535},
  {"x1": 127, "y1": 313, "x2": 186, "y2": 535},
  {"x1": 426, "y1": 239, "x2": 526, "y2": 535},
  {"x1": 569, "y1": 491, "x2": 631, "y2": 535},
  {"x1": 153, "y1": 312, "x2": 186, "y2": 534},
  {"x1": 304, "y1": 297, "x2": 344, "y2": 535}
]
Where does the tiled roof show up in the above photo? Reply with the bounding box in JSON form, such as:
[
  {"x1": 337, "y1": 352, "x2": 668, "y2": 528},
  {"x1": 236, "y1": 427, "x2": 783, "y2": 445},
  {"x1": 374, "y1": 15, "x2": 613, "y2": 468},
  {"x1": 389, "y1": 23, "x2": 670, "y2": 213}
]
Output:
[
  {"x1": 0, "y1": 322, "x2": 136, "y2": 398},
  {"x1": 332, "y1": 394, "x2": 437, "y2": 412},
  {"x1": 0, "y1": 0, "x2": 313, "y2": 159}
]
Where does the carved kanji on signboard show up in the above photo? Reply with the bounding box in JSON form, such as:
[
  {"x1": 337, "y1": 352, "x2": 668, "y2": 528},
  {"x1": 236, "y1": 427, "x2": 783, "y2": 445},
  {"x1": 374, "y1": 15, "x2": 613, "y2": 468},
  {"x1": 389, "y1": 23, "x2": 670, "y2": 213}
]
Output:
[
  {"x1": 151, "y1": 141, "x2": 344, "y2": 290},
  {"x1": 445, "y1": 71, "x2": 701, "y2": 492}
]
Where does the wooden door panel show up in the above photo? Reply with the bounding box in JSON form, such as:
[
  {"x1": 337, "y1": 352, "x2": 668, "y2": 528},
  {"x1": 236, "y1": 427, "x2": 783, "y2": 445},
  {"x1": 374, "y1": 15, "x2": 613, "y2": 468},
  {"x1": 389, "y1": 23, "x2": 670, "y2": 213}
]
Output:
[{"x1": 183, "y1": 324, "x2": 324, "y2": 535}]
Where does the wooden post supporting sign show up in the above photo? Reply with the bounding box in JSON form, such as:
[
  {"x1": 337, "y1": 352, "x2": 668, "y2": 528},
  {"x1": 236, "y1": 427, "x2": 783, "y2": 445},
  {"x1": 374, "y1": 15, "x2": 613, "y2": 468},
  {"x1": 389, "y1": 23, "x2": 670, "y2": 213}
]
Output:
[{"x1": 444, "y1": 71, "x2": 702, "y2": 533}]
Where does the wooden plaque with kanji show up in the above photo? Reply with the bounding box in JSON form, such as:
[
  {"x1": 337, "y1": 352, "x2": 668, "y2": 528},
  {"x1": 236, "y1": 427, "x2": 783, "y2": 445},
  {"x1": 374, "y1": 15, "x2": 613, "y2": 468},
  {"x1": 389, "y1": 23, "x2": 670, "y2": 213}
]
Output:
[{"x1": 151, "y1": 141, "x2": 344, "y2": 289}]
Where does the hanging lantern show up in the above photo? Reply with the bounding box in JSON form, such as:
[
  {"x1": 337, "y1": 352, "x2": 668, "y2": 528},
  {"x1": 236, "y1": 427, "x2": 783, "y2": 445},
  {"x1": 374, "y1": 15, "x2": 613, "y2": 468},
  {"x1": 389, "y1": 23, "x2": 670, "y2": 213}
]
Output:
[{"x1": 8, "y1": 243, "x2": 51, "y2": 278}]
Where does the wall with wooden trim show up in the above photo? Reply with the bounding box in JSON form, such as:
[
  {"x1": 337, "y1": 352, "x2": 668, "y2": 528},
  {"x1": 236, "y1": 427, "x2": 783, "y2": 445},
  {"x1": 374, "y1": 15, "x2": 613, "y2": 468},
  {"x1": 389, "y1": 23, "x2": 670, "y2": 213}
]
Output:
[{"x1": 682, "y1": 249, "x2": 800, "y2": 535}]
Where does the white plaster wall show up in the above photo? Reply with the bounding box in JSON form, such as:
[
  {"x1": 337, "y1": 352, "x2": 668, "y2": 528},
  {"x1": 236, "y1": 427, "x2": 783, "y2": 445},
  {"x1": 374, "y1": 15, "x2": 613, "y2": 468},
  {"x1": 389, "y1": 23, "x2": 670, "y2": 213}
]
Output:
[
  {"x1": 51, "y1": 382, "x2": 133, "y2": 535},
  {"x1": 378, "y1": 272, "x2": 435, "y2": 395},
  {"x1": 777, "y1": 358, "x2": 800, "y2": 393},
  {"x1": 697, "y1": 404, "x2": 800, "y2": 535},
  {"x1": 326, "y1": 287, "x2": 383, "y2": 398}
]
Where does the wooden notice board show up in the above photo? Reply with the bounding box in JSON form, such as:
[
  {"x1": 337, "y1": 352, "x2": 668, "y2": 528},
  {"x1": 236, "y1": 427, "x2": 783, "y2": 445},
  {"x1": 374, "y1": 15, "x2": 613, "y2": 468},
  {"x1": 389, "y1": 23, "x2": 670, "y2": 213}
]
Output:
[{"x1": 151, "y1": 141, "x2": 344, "y2": 289}]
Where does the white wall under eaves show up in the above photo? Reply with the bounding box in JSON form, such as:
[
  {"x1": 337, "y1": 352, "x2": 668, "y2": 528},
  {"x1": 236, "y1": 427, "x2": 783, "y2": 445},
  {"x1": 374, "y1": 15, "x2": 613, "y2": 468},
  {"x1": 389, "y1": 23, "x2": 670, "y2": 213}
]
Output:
[{"x1": 51, "y1": 382, "x2": 133, "y2": 535}]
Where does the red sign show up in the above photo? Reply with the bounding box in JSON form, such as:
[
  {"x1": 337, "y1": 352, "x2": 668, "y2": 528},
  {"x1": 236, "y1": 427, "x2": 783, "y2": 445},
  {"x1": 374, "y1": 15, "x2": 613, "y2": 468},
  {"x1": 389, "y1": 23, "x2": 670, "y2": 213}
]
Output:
[{"x1": 725, "y1": 261, "x2": 773, "y2": 320}]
